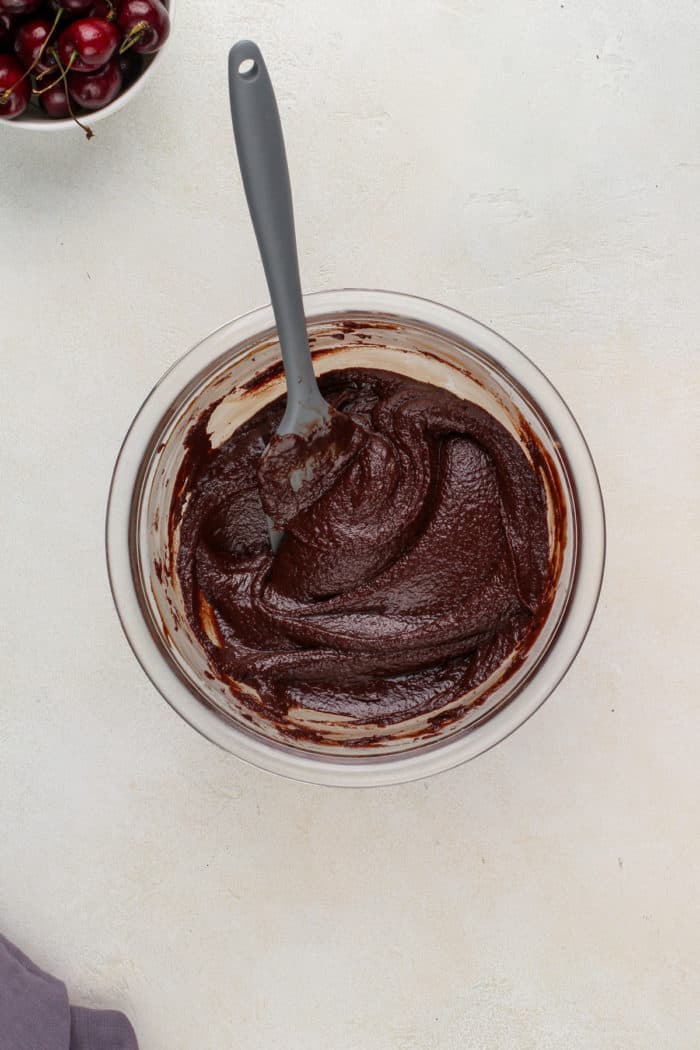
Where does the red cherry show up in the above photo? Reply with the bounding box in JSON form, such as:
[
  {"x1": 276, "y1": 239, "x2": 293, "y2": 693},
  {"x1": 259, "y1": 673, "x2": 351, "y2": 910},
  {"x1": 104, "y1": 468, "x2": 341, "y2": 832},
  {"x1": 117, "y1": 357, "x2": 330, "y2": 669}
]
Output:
[
  {"x1": 47, "y1": 0, "x2": 103, "y2": 11},
  {"x1": 0, "y1": 0, "x2": 42, "y2": 14},
  {"x1": 39, "y1": 80, "x2": 70, "y2": 117},
  {"x1": 68, "y1": 55, "x2": 121, "y2": 109},
  {"x1": 14, "y1": 18, "x2": 57, "y2": 75},
  {"x1": 117, "y1": 0, "x2": 169, "y2": 55},
  {"x1": 87, "y1": 0, "x2": 114, "y2": 17},
  {"x1": 117, "y1": 47, "x2": 142, "y2": 87},
  {"x1": 60, "y1": 0, "x2": 98, "y2": 11},
  {"x1": 44, "y1": 0, "x2": 82, "y2": 10},
  {"x1": 0, "y1": 12, "x2": 14, "y2": 47},
  {"x1": 0, "y1": 53, "x2": 30, "y2": 118},
  {"x1": 58, "y1": 17, "x2": 119, "y2": 72}
]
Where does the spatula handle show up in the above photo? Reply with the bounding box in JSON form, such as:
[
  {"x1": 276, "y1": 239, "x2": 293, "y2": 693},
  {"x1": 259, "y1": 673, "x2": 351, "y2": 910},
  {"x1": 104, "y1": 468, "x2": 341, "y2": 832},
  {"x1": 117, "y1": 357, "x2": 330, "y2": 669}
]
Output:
[{"x1": 228, "y1": 41, "x2": 324, "y2": 427}]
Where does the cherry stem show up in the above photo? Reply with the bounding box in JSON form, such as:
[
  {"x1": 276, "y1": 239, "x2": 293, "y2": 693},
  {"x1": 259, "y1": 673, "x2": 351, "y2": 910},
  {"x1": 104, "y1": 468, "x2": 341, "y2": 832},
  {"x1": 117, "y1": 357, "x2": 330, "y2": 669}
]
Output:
[
  {"x1": 118, "y1": 20, "x2": 148, "y2": 54},
  {"x1": 0, "y1": 6, "x2": 63, "y2": 105},
  {"x1": 34, "y1": 48, "x2": 76, "y2": 94},
  {"x1": 36, "y1": 51, "x2": 59, "y2": 82},
  {"x1": 46, "y1": 49, "x2": 94, "y2": 139}
]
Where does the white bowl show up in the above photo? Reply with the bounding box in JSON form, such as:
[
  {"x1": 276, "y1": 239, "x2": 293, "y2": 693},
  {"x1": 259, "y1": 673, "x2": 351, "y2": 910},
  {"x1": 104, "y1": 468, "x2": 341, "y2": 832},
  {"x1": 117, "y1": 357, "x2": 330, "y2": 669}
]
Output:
[{"x1": 3, "y1": 0, "x2": 174, "y2": 132}]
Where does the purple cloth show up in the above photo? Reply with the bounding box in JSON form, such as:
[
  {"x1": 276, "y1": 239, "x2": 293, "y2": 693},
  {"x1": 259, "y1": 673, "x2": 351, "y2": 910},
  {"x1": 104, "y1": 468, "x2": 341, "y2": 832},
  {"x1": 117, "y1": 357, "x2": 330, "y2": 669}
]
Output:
[{"x1": 0, "y1": 934, "x2": 138, "y2": 1050}]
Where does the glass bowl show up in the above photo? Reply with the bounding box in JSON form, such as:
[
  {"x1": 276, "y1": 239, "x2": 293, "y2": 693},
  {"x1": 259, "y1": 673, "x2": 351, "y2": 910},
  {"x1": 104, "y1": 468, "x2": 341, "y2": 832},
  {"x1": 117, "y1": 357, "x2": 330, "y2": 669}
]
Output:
[{"x1": 106, "y1": 289, "x2": 605, "y2": 786}]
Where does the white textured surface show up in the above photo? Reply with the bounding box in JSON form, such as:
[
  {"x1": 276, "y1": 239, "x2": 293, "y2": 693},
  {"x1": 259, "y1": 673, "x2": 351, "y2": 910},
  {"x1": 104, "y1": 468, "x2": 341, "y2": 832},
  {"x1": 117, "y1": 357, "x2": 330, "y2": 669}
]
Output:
[{"x1": 1, "y1": 1, "x2": 699, "y2": 1047}]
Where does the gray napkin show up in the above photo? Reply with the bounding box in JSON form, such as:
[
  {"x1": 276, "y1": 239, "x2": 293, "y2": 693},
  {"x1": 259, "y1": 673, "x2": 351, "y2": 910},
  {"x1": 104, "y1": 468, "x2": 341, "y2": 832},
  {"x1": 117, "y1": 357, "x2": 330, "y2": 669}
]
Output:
[{"x1": 0, "y1": 934, "x2": 138, "y2": 1050}]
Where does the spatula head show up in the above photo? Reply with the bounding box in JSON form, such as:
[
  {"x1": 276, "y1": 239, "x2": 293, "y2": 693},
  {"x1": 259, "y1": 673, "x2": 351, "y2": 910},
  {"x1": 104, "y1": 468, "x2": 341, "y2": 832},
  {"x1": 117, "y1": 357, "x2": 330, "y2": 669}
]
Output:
[{"x1": 258, "y1": 406, "x2": 364, "y2": 548}]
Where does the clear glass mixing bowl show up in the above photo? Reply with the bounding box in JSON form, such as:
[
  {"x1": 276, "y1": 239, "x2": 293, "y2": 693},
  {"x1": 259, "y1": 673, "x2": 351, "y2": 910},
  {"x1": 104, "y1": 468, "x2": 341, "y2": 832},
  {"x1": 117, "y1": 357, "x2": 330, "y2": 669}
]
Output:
[{"x1": 106, "y1": 289, "x2": 605, "y2": 786}]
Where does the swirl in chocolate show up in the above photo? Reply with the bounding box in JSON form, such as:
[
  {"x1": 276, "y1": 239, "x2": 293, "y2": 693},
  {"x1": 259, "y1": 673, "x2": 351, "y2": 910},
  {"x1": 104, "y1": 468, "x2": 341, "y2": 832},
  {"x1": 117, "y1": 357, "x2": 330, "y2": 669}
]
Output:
[{"x1": 175, "y1": 369, "x2": 554, "y2": 727}]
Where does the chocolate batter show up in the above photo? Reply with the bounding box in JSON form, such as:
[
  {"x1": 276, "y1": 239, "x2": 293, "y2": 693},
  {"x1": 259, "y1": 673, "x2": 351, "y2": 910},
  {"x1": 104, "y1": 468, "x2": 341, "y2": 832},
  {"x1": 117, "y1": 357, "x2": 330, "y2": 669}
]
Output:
[{"x1": 175, "y1": 368, "x2": 555, "y2": 727}]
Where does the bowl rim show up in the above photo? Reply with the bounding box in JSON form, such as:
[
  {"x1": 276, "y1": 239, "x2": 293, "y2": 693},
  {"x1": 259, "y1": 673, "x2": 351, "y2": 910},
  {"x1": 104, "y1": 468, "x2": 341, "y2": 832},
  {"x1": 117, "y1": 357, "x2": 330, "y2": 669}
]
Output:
[
  {"x1": 3, "y1": 0, "x2": 175, "y2": 132},
  {"x1": 106, "y1": 288, "x2": 606, "y2": 787}
]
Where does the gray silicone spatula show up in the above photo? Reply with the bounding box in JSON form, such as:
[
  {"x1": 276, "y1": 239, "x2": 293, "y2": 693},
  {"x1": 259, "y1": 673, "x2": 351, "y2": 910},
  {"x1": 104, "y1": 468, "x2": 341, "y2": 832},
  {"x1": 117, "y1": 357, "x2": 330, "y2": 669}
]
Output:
[{"x1": 228, "y1": 40, "x2": 337, "y2": 552}]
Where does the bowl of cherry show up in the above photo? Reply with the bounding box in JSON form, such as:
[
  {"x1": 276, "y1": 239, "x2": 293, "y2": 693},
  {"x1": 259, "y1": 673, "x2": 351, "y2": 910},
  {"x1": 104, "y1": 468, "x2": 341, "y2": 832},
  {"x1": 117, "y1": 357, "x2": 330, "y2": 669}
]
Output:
[{"x1": 0, "y1": 0, "x2": 172, "y2": 136}]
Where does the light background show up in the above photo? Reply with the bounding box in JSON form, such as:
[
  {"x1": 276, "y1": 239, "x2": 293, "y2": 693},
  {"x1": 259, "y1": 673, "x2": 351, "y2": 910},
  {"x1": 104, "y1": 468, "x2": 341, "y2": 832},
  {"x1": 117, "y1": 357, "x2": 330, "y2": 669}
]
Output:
[{"x1": 2, "y1": 1, "x2": 699, "y2": 1047}]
